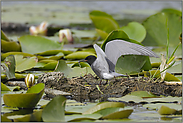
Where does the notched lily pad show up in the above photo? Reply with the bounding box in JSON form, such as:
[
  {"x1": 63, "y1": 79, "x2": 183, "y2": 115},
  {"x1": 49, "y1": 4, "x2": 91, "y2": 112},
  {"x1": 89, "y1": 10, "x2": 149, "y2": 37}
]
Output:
[
  {"x1": 15, "y1": 55, "x2": 38, "y2": 72},
  {"x1": 83, "y1": 102, "x2": 125, "y2": 115},
  {"x1": 65, "y1": 51, "x2": 96, "y2": 60},
  {"x1": 42, "y1": 95, "x2": 66, "y2": 122},
  {"x1": 3, "y1": 83, "x2": 45, "y2": 108}
]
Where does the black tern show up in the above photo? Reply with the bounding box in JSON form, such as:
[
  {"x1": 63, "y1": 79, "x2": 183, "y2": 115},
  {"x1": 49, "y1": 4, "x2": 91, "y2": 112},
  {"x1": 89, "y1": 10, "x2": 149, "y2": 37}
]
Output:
[{"x1": 79, "y1": 40, "x2": 159, "y2": 81}]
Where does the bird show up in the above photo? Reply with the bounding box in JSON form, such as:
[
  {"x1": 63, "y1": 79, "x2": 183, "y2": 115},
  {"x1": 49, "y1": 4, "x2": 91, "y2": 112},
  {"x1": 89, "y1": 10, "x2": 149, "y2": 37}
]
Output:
[{"x1": 79, "y1": 40, "x2": 159, "y2": 83}]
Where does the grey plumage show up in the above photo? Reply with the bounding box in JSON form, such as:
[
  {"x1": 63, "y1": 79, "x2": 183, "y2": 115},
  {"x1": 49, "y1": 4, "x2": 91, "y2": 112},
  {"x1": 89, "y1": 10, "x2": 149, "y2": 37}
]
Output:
[{"x1": 80, "y1": 40, "x2": 159, "y2": 80}]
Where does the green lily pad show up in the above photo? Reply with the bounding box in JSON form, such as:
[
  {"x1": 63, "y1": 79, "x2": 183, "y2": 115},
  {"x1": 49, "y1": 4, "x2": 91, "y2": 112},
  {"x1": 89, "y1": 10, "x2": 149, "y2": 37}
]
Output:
[
  {"x1": 102, "y1": 109, "x2": 133, "y2": 119},
  {"x1": 3, "y1": 83, "x2": 45, "y2": 108},
  {"x1": 83, "y1": 102, "x2": 125, "y2": 115},
  {"x1": 15, "y1": 55, "x2": 38, "y2": 72},
  {"x1": 108, "y1": 95, "x2": 143, "y2": 103},
  {"x1": 39, "y1": 61, "x2": 58, "y2": 70},
  {"x1": 120, "y1": 22, "x2": 146, "y2": 42},
  {"x1": 43, "y1": 52, "x2": 64, "y2": 60},
  {"x1": 143, "y1": 70, "x2": 181, "y2": 81},
  {"x1": 143, "y1": 103, "x2": 182, "y2": 111},
  {"x1": 65, "y1": 114, "x2": 102, "y2": 122},
  {"x1": 161, "y1": 8, "x2": 182, "y2": 16},
  {"x1": 129, "y1": 91, "x2": 158, "y2": 98},
  {"x1": 142, "y1": 12, "x2": 182, "y2": 47},
  {"x1": 42, "y1": 95, "x2": 66, "y2": 122},
  {"x1": 89, "y1": 10, "x2": 119, "y2": 34},
  {"x1": 1, "y1": 52, "x2": 34, "y2": 61},
  {"x1": 1, "y1": 115, "x2": 12, "y2": 122},
  {"x1": 115, "y1": 55, "x2": 148, "y2": 74},
  {"x1": 65, "y1": 51, "x2": 96, "y2": 60},
  {"x1": 1, "y1": 55, "x2": 16, "y2": 79},
  {"x1": 158, "y1": 105, "x2": 177, "y2": 115},
  {"x1": 1, "y1": 39, "x2": 21, "y2": 52},
  {"x1": 101, "y1": 30, "x2": 130, "y2": 51},
  {"x1": 55, "y1": 60, "x2": 72, "y2": 76},
  {"x1": 1, "y1": 83, "x2": 11, "y2": 91},
  {"x1": 1, "y1": 30, "x2": 10, "y2": 41},
  {"x1": 71, "y1": 62, "x2": 90, "y2": 68},
  {"x1": 13, "y1": 110, "x2": 43, "y2": 122},
  {"x1": 35, "y1": 50, "x2": 64, "y2": 56},
  {"x1": 18, "y1": 35, "x2": 62, "y2": 54},
  {"x1": 67, "y1": 67, "x2": 95, "y2": 78},
  {"x1": 95, "y1": 28, "x2": 109, "y2": 39}
]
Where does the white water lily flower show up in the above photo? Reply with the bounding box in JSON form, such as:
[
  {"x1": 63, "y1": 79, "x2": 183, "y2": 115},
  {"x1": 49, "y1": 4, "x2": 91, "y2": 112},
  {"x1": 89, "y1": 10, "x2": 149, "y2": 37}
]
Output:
[
  {"x1": 25, "y1": 74, "x2": 35, "y2": 88},
  {"x1": 29, "y1": 21, "x2": 48, "y2": 35},
  {"x1": 59, "y1": 29, "x2": 73, "y2": 44}
]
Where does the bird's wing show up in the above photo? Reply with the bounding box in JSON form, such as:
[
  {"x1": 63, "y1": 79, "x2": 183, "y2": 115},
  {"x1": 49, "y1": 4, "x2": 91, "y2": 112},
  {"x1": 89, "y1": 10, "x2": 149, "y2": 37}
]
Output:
[
  {"x1": 93, "y1": 44, "x2": 110, "y2": 74},
  {"x1": 105, "y1": 40, "x2": 159, "y2": 66}
]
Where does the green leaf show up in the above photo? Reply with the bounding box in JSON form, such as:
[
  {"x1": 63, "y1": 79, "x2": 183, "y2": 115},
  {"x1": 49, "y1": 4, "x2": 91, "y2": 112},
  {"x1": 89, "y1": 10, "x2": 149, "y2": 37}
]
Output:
[
  {"x1": 101, "y1": 30, "x2": 130, "y2": 51},
  {"x1": 3, "y1": 83, "x2": 45, "y2": 108},
  {"x1": 65, "y1": 51, "x2": 96, "y2": 60},
  {"x1": 1, "y1": 52, "x2": 34, "y2": 61},
  {"x1": 95, "y1": 28, "x2": 109, "y2": 39},
  {"x1": 1, "y1": 39, "x2": 21, "y2": 52},
  {"x1": 65, "y1": 114, "x2": 102, "y2": 122},
  {"x1": 18, "y1": 35, "x2": 62, "y2": 54},
  {"x1": 161, "y1": 8, "x2": 182, "y2": 16},
  {"x1": 1, "y1": 83, "x2": 11, "y2": 91},
  {"x1": 108, "y1": 95, "x2": 143, "y2": 103},
  {"x1": 129, "y1": 91, "x2": 157, "y2": 98},
  {"x1": 83, "y1": 102, "x2": 125, "y2": 115},
  {"x1": 115, "y1": 55, "x2": 148, "y2": 74},
  {"x1": 1, "y1": 30, "x2": 10, "y2": 41},
  {"x1": 55, "y1": 60, "x2": 72, "y2": 76},
  {"x1": 142, "y1": 12, "x2": 182, "y2": 47},
  {"x1": 14, "y1": 110, "x2": 43, "y2": 122},
  {"x1": 1, "y1": 55, "x2": 16, "y2": 79},
  {"x1": 35, "y1": 49, "x2": 64, "y2": 56},
  {"x1": 15, "y1": 55, "x2": 38, "y2": 72},
  {"x1": 158, "y1": 105, "x2": 177, "y2": 115},
  {"x1": 89, "y1": 10, "x2": 119, "y2": 33},
  {"x1": 42, "y1": 95, "x2": 66, "y2": 122},
  {"x1": 1, "y1": 115, "x2": 12, "y2": 122},
  {"x1": 102, "y1": 109, "x2": 133, "y2": 119},
  {"x1": 120, "y1": 22, "x2": 146, "y2": 42}
]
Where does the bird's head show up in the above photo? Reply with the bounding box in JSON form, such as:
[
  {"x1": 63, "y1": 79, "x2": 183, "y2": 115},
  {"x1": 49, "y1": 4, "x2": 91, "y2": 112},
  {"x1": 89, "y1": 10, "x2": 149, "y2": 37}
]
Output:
[{"x1": 79, "y1": 55, "x2": 97, "y2": 66}]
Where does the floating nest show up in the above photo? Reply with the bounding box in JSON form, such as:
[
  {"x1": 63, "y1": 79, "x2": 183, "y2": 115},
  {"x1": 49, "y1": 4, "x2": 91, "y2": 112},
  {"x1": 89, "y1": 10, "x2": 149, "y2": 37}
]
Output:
[{"x1": 37, "y1": 72, "x2": 182, "y2": 102}]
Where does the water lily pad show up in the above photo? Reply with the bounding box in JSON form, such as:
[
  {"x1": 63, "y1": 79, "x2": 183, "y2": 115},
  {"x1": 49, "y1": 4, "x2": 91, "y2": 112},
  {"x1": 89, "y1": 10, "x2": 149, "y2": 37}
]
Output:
[
  {"x1": 35, "y1": 50, "x2": 64, "y2": 56},
  {"x1": 108, "y1": 95, "x2": 143, "y2": 103},
  {"x1": 120, "y1": 22, "x2": 146, "y2": 42},
  {"x1": 1, "y1": 52, "x2": 34, "y2": 61},
  {"x1": 142, "y1": 12, "x2": 182, "y2": 47},
  {"x1": 158, "y1": 105, "x2": 177, "y2": 115},
  {"x1": 129, "y1": 91, "x2": 158, "y2": 98},
  {"x1": 65, "y1": 51, "x2": 96, "y2": 60},
  {"x1": 13, "y1": 110, "x2": 43, "y2": 122},
  {"x1": 3, "y1": 83, "x2": 45, "y2": 108},
  {"x1": 55, "y1": 60, "x2": 72, "y2": 76},
  {"x1": 83, "y1": 102, "x2": 125, "y2": 115},
  {"x1": 102, "y1": 109, "x2": 133, "y2": 119},
  {"x1": 18, "y1": 35, "x2": 62, "y2": 54},
  {"x1": 1, "y1": 115, "x2": 12, "y2": 122},
  {"x1": 65, "y1": 113, "x2": 102, "y2": 122},
  {"x1": 1, "y1": 39, "x2": 21, "y2": 52},
  {"x1": 1, "y1": 30, "x2": 10, "y2": 41},
  {"x1": 95, "y1": 28, "x2": 109, "y2": 39},
  {"x1": 115, "y1": 55, "x2": 148, "y2": 74},
  {"x1": 42, "y1": 95, "x2": 66, "y2": 122},
  {"x1": 89, "y1": 10, "x2": 119, "y2": 34},
  {"x1": 15, "y1": 55, "x2": 38, "y2": 72},
  {"x1": 2, "y1": 55, "x2": 16, "y2": 79},
  {"x1": 1, "y1": 83, "x2": 11, "y2": 91}
]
